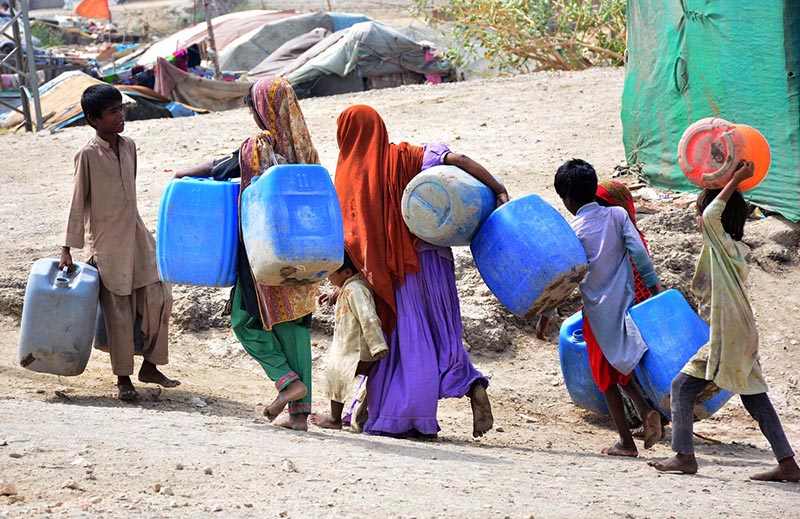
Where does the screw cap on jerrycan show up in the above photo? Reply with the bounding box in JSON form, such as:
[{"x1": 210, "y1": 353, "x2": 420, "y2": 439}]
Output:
[
  {"x1": 401, "y1": 165, "x2": 497, "y2": 247},
  {"x1": 558, "y1": 312, "x2": 609, "y2": 415},
  {"x1": 628, "y1": 289, "x2": 733, "y2": 420},
  {"x1": 677, "y1": 117, "x2": 770, "y2": 191},
  {"x1": 470, "y1": 194, "x2": 588, "y2": 318},
  {"x1": 18, "y1": 259, "x2": 100, "y2": 376},
  {"x1": 241, "y1": 164, "x2": 344, "y2": 286}
]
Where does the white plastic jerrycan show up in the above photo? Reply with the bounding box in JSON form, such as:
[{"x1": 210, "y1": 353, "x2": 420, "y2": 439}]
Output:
[{"x1": 19, "y1": 258, "x2": 100, "y2": 376}]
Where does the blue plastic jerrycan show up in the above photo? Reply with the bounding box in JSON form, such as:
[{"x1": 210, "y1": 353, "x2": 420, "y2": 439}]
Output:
[
  {"x1": 558, "y1": 311, "x2": 609, "y2": 415},
  {"x1": 93, "y1": 303, "x2": 144, "y2": 353},
  {"x1": 156, "y1": 176, "x2": 240, "y2": 287},
  {"x1": 241, "y1": 164, "x2": 344, "y2": 286},
  {"x1": 470, "y1": 194, "x2": 588, "y2": 317},
  {"x1": 18, "y1": 259, "x2": 99, "y2": 376},
  {"x1": 629, "y1": 289, "x2": 733, "y2": 420},
  {"x1": 401, "y1": 164, "x2": 496, "y2": 247}
]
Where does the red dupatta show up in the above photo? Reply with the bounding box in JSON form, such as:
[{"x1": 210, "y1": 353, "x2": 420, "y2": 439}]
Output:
[{"x1": 334, "y1": 105, "x2": 424, "y2": 336}]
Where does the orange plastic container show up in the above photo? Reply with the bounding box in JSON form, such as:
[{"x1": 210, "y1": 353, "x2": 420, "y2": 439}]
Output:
[{"x1": 677, "y1": 117, "x2": 770, "y2": 191}]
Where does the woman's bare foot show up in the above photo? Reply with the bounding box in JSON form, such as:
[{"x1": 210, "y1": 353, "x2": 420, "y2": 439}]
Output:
[
  {"x1": 264, "y1": 380, "x2": 307, "y2": 422},
  {"x1": 138, "y1": 361, "x2": 181, "y2": 388},
  {"x1": 273, "y1": 413, "x2": 309, "y2": 431},
  {"x1": 116, "y1": 376, "x2": 138, "y2": 402},
  {"x1": 310, "y1": 413, "x2": 342, "y2": 430},
  {"x1": 750, "y1": 457, "x2": 800, "y2": 482},
  {"x1": 601, "y1": 442, "x2": 638, "y2": 457},
  {"x1": 469, "y1": 382, "x2": 493, "y2": 438},
  {"x1": 631, "y1": 426, "x2": 644, "y2": 438},
  {"x1": 648, "y1": 454, "x2": 698, "y2": 474},
  {"x1": 642, "y1": 410, "x2": 663, "y2": 449}
]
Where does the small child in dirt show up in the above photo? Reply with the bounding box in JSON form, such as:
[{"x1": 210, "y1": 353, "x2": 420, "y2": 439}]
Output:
[
  {"x1": 555, "y1": 158, "x2": 663, "y2": 457},
  {"x1": 650, "y1": 161, "x2": 800, "y2": 481},
  {"x1": 60, "y1": 84, "x2": 179, "y2": 401},
  {"x1": 311, "y1": 252, "x2": 389, "y2": 430}
]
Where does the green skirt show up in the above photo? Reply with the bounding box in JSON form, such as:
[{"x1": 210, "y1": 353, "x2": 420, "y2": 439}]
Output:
[{"x1": 230, "y1": 278, "x2": 312, "y2": 414}]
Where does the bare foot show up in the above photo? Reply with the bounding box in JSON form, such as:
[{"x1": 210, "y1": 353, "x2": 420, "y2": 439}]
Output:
[
  {"x1": 601, "y1": 442, "x2": 638, "y2": 457},
  {"x1": 273, "y1": 413, "x2": 309, "y2": 431},
  {"x1": 138, "y1": 361, "x2": 181, "y2": 388},
  {"x1": 310, "y1": 413, "x2": 342, "y2": 430},
  {"x1": 264, "y1": 380, "x2": 307, "y2": 422},
  {"x1": 648, "y1": 454, "x2": 698, "y2": 474},
  {"x1": 643, "y1": 410, "x2": 663, "y2": 449},
  {"x1": 535, "y1": 315, "x2": 550, "y2": 341},
  {"x1": 631, "y1": 426, "x2": 644, "y2": 438},
  {"x1": 469, "y1": 382, "x2": 493, "y2": 438},
  {"x1": 750, "y1": 457, "x2": 800, "y2": 482},
  {"x1": 116, "y1": 376, "x2": 138, "y2": 402}
]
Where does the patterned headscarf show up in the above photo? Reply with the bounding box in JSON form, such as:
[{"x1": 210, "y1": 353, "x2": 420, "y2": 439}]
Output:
[
  {"x1": 238, "y1": 77, "x2": 320, "y2": 329},
  {"x1": 334, "y1": 105, "x2": 425, "y2": 336},
  {"x1": 240, "y1": 77, "x2": 320, "y2": 191}
]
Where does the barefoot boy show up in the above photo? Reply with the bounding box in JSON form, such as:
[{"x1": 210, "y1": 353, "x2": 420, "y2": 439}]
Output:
[
  {"x1": 555, "y1": 158, "x2": 663, "y2": 456},
  {"x1": 650, "y1": 162, "x2": 800, "y2": 481},
  {"x1": 60, "y1": 84, "x2": 179, "y2": 401},
  {"x1": 312, "y1": 253, "x2": 388, "y2": 430}
]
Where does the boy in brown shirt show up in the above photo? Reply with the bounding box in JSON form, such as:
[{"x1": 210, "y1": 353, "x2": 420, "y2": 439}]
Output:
[{"x1": 59, "y1": 84, "x2": 179, "y2": 400}]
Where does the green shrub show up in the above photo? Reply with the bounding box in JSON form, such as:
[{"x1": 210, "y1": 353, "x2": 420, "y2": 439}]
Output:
[
  {"x1": 30, "y1": 22, "x2": 65, "y2": 48},
  {"x1": 411, "y1": 0, "x2": 626, "y2": 73}
]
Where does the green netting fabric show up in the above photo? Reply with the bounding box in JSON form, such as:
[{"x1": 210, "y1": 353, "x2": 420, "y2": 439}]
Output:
[{"x1": 622, "y1": 1, "x2": 800, "y2": 220}]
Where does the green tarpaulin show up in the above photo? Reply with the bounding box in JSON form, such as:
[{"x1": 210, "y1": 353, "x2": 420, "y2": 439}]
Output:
[{"x1": 622, "y1": 1, "x2": 800, "y2": 221}]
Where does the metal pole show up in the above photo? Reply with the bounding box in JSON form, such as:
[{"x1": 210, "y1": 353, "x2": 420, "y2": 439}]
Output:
[
  {"x1": 19, "y1": 0, "x2": 42, "y2": 131},
  {"x1": 7, "y1": 2, "x2": 32, "y2": 131},
  {"x1": 203, "y1": 0, "x2": 221, "y2": 80}
]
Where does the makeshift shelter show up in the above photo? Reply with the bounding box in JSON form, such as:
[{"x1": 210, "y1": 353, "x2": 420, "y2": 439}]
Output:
[
  {"x1": 135, "y1": 10, "x2": 296, "y2": 68},
  {"x1": 218, "y1": 11, "x2": 334, "y2": 73},
  {"x1": 280, "y1": 21, "x2": 453, "y2": 98},
  {"x1": 155, "y1": 57, "x2": 250, "y2": 112},
  {"x1": 248, "y1": 28, "x2": 330, "y2": 80},
  {"x1": 622, "y1": 2, "x2": 800, "y2": 221},
  {"x1": 0, "y1": 71, "x2": 203, "y2": 131}
]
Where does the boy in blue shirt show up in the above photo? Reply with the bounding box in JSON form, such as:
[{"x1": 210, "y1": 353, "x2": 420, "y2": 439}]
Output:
[{"x1": 555, "y1": 158, "x2": 662, "y2": 456}]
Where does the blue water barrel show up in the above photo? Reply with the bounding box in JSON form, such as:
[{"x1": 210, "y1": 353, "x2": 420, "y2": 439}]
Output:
[
  {"x1": 629, "y1": 289, "x2": 733, "y2": 420},
  {"x1": 558, "y1": 311, "x2": 609, "y2": 415},
  {"x1": 18, "y1": 259, "x2": 99, "y2": 376},
  {"x1": 401, "y1": 165, "x2": 496, "y2": 247},
  {"x1": 157, "y1": 177, "x2": 240, "y2": 287},
  {"x1": 241, "y1": 164, "x2": 344, "y2": 285},
  {"x1": 470, "y1": 194, "x2": 588, "y2": 317}
]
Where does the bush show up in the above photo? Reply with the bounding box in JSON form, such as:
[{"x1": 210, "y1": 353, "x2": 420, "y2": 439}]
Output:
[
  {"x1": 411, "y1": 0, "x2": 626, "y2": 73},
  {"x1": 30, "y1": 22, "x2": 65, "y2": 48}
]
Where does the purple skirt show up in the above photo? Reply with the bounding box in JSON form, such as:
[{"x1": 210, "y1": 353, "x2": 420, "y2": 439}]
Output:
[{"x1": 363, "y1": 248, "x2": 487, "y2": 436}]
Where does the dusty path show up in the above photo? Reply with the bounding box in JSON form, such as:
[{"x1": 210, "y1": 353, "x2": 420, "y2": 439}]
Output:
[{"x1": 2, "y1": 67, "x2": 800, "y2": 518}]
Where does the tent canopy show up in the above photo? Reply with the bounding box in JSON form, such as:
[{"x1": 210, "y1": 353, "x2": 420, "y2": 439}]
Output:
[
  {"x1": 283, "y1": 21, "x2": 451, "y2": 87},
  {"x1": 622, "y1": 1, "x2": 800, "y2": 220}
]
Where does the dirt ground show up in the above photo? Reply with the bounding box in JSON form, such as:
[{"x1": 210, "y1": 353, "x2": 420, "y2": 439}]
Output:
[{"x1": 2, "y1": 43, "x2": 800, "y2": 519}]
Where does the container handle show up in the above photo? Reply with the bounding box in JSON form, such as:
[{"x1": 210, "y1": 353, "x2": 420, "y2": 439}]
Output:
[{"x1": 55, "y1": 266, "x2": 71, "y2": 288}]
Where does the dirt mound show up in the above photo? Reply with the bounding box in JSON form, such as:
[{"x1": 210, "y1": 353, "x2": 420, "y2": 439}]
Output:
[{"x1": 170, "y1": 286, "x2": 231, "y2": 331}]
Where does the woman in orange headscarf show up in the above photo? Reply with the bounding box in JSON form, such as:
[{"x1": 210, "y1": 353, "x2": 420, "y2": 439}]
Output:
[
  {"x1": 175, "y1": 77, "x2": 318, "y2": 431},
  {"x1": 333, "y1": 105, "x2": 508, "y2": 438}
]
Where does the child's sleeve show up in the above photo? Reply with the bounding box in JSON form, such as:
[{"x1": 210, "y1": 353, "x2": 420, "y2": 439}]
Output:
[
  {"x1": 701, "y1": 198, "x2": 740, "y2": 258},
  {"x1": 348, "y1": 285, "x2": 389, "y2": 356},
  {"x1": 64, "y1": 150, "x2": 90, "y2": 249},
  {"x1": 621, "y1": 212, "x2": 660, "y2": 288}
]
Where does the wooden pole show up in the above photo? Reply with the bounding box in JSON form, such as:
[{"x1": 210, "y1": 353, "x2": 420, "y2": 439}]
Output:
[{"x1": 203, "y1": 0, "x2": 221, "y2": 80}]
